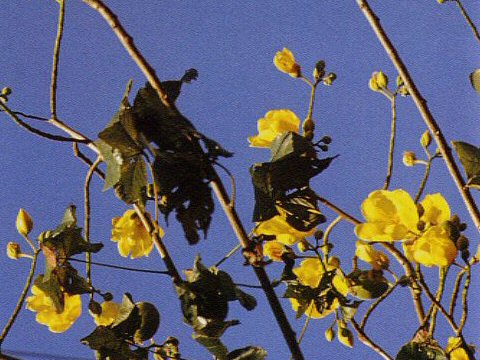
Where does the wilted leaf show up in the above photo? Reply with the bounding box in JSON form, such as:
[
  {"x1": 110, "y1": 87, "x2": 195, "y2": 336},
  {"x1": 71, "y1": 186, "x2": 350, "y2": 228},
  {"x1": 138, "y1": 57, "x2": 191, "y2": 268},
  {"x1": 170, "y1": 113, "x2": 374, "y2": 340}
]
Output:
[
  {"x1": 452, "y1": 141, "x2": 480, "y2": 190},
  {"x1": 347, "y1": 269, "x2": 390, "y2": 300},
  {"x1": 194, "y1": 335, "x2": 229, "y2": 360},
  {"x1": 396, "y1": 341, "x2": 447, "y2": 360}
]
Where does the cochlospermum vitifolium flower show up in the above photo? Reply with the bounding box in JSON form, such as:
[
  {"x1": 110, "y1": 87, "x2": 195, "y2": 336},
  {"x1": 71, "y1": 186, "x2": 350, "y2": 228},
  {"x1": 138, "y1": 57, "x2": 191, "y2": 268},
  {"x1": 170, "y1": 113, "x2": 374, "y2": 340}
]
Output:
[
  {"x1": 248, "y1": 109, "x2": 300, "y2": 148},
  {"x1": 273, "y1": 48, "x2": 301, "y2": 78}
]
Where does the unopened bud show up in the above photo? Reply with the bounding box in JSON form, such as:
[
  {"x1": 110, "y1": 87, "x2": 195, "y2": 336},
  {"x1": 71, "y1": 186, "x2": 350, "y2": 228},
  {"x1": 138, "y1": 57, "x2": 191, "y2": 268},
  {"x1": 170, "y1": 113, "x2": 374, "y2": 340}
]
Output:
[
  {"x1": 420, "y1": 130, "x2": 432, "y2": 148},
  {"x1": 323, "y1": 73, "x2": 336, "y2": 86},
  {"x1": 369, "y1": 71, "x2": 388, "y2": 91},
  {"x1": 1, "y1": 87, "x2": 12, "y2": 96},
  {"x1": 337, "y1": 321, "x2": 354, "y2": 348},
  {"x1": 325, "y1": 327, "x2": 335, "y2": 342},
  {"x1": 88, "y1": 299, "x2": 102, "y2": 315},
  {"x1": 313, "y1": 60, "x2": 326, "y2": 81},
  {"x1": 314, "y1": 230, "x2": 324, "y2": 241},
  {"x1": 7, "y1": 242, "x2": 22, "y2": 260},
  {"x1": 456, "y1": 235, "x2": 469, "y2": 251},
  {"x1": 328, "y1": 256, "x2": 341, "y2": 268},
  {"x1": 402, "y1": 151, "x2": 417, "y2": 167},
  {"x1": 16, "y1": 209, "x2": 33, "y2": 237},
  {"x1": 396, "y1": 75, "x2": 404, "y2": 87},
  {"x1": 303, "y1": 118, "x2": 315, "y2": 133},
  {"x1": 103, "y1": 292, "x2": 114, "y2": 302},
  {"x1": 297, "y1": 241, "x2": 309, "y2": 253},
  {"x1": 417, "y1": 221, "x2": 426, "y2": 232}
]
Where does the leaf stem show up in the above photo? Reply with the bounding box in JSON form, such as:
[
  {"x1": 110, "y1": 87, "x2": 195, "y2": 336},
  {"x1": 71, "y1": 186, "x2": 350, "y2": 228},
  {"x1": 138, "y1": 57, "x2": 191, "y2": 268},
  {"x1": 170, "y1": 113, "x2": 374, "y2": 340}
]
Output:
[
  {"x1": 414, "y1": 158, "x2": 432, "y2": 203},
  {"x1": 383, "y1": 95, "x2": 397, "y2": 190},
  {"x1": 214, "y1": 244, "x2": 242, "y2": 268},
  {"x1": 428, "y1": 267, "x2": 449, "y2": 336},
  {"x1": 449, "y1": 268, "x2": 466, "y2": 317},
  {"x1": 355, "y1": 0, "x2": 480, "y2": 233},
  {"x1": 0, "y1": 250, "x2": 40, "y2": 350},
  {"x1": 457, "y1": 264, "x2": 471, "y2": 334},
  {"x1": 453, "y1": 0, "x2": 480, "y2": 47}
]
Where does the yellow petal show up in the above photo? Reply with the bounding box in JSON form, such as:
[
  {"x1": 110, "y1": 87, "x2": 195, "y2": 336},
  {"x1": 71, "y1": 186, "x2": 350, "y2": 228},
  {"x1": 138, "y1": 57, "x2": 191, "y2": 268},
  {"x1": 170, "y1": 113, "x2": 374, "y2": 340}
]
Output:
[
  {"x1": 420, "y1": 193, "x2": 451, "y2": 227},
  {"x1": 248, "y1": 109, "x2": 300, "y2": 148},
  {"x1": 413, "y1": 226, "x2": 457, "y2": 267},
  {"x1": 263, "y1": 241, "x2": 286, "y2": 262}
]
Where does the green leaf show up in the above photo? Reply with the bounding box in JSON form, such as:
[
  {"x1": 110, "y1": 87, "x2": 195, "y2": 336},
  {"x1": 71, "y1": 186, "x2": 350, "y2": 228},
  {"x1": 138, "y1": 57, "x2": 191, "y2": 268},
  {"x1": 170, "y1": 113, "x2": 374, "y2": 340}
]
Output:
[
  {"x1": 396, "y1": 341, "x2": 446, "y2": 360},
  {"x1": 469, "y1": 69, "x2": 480, "y2": 94},
  {"x1": 270, "y1": 132, "x2": 313, "y2": 162},
  {"x1": 452, "y1": 141, "x2": 480, "y2": 189},
  {"x1": 134, "y1": 302, "x2": 160, "y2": 343},
  {"x1": 34, "y1": 274, "x2": 64, "y2": 313},
  {"x1": 111, "y1": 293, "x2": 139, "y2": 340},
  {"x1": 347, "y1": 270, "x2": 390, "y2": 300},
  {"x1": 96, "y1": 140, "x2": 122, "y2": 191},
  {"x1": 227, "y1": 346, "x2": 268, "y2": 360},
  {"x1": 81, "y1": 326, "x2": 140, "y2": 360},
  {"x1": 194, "y1": 335, "x2": 229, "y2": 360},
  {"x1": 114, "y1": 155, "x2": 147, "y2": 205}
]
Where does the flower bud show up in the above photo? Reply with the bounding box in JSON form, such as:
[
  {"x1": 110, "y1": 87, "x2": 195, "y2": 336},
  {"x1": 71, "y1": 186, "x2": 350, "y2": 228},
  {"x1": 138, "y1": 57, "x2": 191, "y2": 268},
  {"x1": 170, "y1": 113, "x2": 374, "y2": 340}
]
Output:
[
  {"x1": 88, "y1": 299, "x2": 102, "y2": 315},
  {"x1": 396, "y1": 75, "x2": 404, "y2": 87},
  {"x1": 369, "y1": 71, "x2": 388, "y2": 91},
  {"x1": 337, "y1": 321, "x2": 354, "y2": 348},
  {"x1": 456, "y1": 235, "x2": 469, "y2": 251},
  {"x1": 7, "y1": 242, "x2": 21, "y2": 260},
  {"x1": 297, "y1": 240, "x2": 309, "y2": 253},
  {"x1": 314, "y1": 230, "x2": 324, "y2": 241},
  {"x1": 323, "y1": 73, "x2": 336, "y2": 86},
  {"x1": 402, "y1": 151, "x2": 417, "y2": 167},
  {"x1": 328, "y1": 256, "x2": 341, "y2": 269},
  {"x1": 274, "y1": 48, "x2": 301, "y2": 78},
  {"x1": 103, "y1": 292, "x2": 114, "y2": 302},
  {"x1": 325, "y1": 327, "x2": 335, "y2": 342},
  {"x1": 313, "y1": 60, "x2": 326, "y2": 81},
  {"x1": 420, "y1": 130, "x2": 432, "y2": 148},
  {"x1": 16, "y1": 208, "x2": 33, "y2": 237},
  {"x1": 1, "y1": 87, "x2": 12, "y2": 96},
  {"x1": 302, "y1": 118, "x2": 315, "y2": 133}
]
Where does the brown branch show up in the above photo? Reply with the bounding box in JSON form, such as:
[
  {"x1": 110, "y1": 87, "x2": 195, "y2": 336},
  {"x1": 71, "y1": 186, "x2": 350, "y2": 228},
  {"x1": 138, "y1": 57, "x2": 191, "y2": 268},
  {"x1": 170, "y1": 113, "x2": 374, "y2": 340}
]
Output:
[
  {"x1": 50, "y1": 0, "x2": 65, "y2": 120},
  {"x1": 383, "y1": 95, "x2": 396, "y2": 190},
  {"x1": 355, "y1": 0, "x2": 480, "y2": 233},
  {"x1": 453, "y1": 0, "x2": 480, "y2": 47},
  {"x1": 351, "y1": 319, "x2": 393, "y2": 360},
  {"x1": 81, "y1": 1, "x2": 304, "y2": 357}
]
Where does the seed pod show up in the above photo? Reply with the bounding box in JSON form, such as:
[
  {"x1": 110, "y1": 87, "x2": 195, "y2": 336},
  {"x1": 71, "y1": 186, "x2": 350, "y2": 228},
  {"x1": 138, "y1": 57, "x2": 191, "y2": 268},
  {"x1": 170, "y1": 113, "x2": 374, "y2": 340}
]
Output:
[
  {"x1": 456, "y1": 235, "x2": 469, "y2": 251},
  {"x1": 325, "y1": 327, "x2": 335, "y2": 342}
]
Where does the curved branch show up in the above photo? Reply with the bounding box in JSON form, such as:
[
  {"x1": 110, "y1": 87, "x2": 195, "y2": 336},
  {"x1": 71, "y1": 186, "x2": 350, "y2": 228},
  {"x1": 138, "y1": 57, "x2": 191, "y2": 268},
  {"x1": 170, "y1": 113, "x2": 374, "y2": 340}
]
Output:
[{"x1": 355, "y1": 0, "x2": 480, "y2": 233}]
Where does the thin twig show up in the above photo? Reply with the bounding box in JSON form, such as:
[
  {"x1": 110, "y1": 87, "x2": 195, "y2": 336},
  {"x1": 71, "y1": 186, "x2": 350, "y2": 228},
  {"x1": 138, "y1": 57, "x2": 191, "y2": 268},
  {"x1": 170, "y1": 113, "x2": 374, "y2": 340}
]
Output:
[
  {"x1": 84, "y1": 156, "x2": 102, "y2": 290},
  {"x1": 457, "y1": 264, "x2": 471, "y2": 334},
  {"x1": 0, "y1": 110, "x2": 49, "y2": 121},
  {"x1": 449, "y1": 268, "x2": 466, "y2": 316},
  {"x1": 65, "y1": 257, "x2": 170, "y2": 275},
  {"x1": 417, "y1": 270, "x2": 458, "y2": 332},
  {"x1": 356, "y1": 0, "x2": 480, "y2": 233},
  {"x1": 351, "y1": 319, "x2": 393, "y2": 360},
  {"x1": 215, "y1": 244, "x2": 242, "y2": 268},
  {"x1": 414, "y1": 159, "x2": 432, "y2": 203},
  {"x1": 73, "y1": 143, "x2": 105, "y2": 179},
  {"x1": 50, "y1": 0, "x2": 65, "y2": 120},
  {"x1": 428, "y1": 267, "x2": 449, "y2": 336},
  {"x1": 322, "y1": 216, "x2": 342, "y2": 262},
  {"x1": 383, "y1": 95, "x2": 396, "y2": 190},
  {"x1": 0, "y1": 102, "x2": 89, "y2": 143},
  {"x1": 234, "y1": 283, "x2": 263, "y2": 289},
  {"x1": 0, "y1": 250, "x2": 40, "y2": 350},
  {"x1": 360, "y1": 281, "x2": 399, "y2": 330},
  {"x1": 453, "y1": 0, "x2": 480, "y2": 46}
]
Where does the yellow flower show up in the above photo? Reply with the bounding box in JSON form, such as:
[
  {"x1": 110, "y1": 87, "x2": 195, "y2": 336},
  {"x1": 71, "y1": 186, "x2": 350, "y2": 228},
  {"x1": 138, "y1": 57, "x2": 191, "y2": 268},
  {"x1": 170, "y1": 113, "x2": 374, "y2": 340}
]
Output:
[
  {"x1": 263, "y1": 241, "x2": 287, "y2": 262},
  {"x1": 289, "y1": 258, "x2": 348, "y2": 319},
  {"x1": 355, "y1": 241, "x2": 389, "y2": 270},
  {"x1": 248, "y1": 109, "x2": 300, "y2": 148},
  {"x1": 92, "y1": 301, "x2": 121, "y2": 326},
  {"x1": 411, "y1": 226, "x2": 457, "y2": 267},
  {"x1": 420, "y1": 193, "x2": 451, "y2": 228},
  {"x1": 355, "y1": 189, "x2": 418, "y2": 242},
  {"x1": 111, "y1": 209, "x2": 162, "y2": 259},
  {"x1": 26, "y1": 285, "x2": 81, "y2": 333},
  {"x1": 369, "y1": 71, "x2": 388, "y2": 91},
  {"x1": 446, "y1": 337, "x2": 470, "y2": 360},
  {"x1": 16, "y1": 208, "x2": 33, "y2": 237},
  {"x1": 254, "y1": 213, "x2": 315, "y2": 245},
  {"x1": 273, "y1": 48, "x2": 301, "y2": 77}
]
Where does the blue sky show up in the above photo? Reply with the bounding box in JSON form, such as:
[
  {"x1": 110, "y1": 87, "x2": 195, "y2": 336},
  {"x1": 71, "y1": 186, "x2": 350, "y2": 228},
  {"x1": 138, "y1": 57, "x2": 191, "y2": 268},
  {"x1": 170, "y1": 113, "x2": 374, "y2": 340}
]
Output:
[{"x1": 1, "y1": 1, "x2": 479, "y2": 359}]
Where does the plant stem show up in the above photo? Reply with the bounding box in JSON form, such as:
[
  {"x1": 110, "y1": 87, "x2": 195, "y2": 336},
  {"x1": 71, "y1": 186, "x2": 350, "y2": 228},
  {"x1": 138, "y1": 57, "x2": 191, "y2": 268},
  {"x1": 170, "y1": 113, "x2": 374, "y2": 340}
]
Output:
[
  {"x1": 360, "y1": 280, "x2": 399, "y2": 330},
  {"x1": 383, "y1": 95, "x2": 396, "y2": 190},
  {"x1": 457, "y1": 264, "x2": 471, "y2": 334},
  {"x1": 453, "y1": 0, "x2": 480, "y2": 47},
  {"x1": 428, "y1": 267, "x2": 448, "y2": 336},
  {"x1": 215, "y1": 244, "x2": 242, "y2": 268},
  {"x1": 351, "y1": 319, "x2": 393, "y2": 360},
  {"x1": 449, "y1": 268, "x2": 466, "y2": 316},
  {"x1": 50, "y1": 0, "x2": 65, "y2": 120},
  {"x1": 0, "y1": 250, "x2": 39, "y2": 350},
  {"x1": 355, "y1": 0, "x2": 480, "y2": 233},
  {"x1": 414, "y1": 158, "x2": 432, "y2": 203},
  {"x1": 84, "y1": 156, "x2": 101, "y2": 290}
]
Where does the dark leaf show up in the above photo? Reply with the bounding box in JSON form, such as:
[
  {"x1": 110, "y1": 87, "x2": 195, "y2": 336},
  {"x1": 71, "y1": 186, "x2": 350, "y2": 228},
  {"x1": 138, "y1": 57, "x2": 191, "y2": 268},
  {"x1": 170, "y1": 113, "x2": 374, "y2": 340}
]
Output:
[
  {"x1": 111, "y1": 293, "x2": 140, "y2": 341},
  {"x1": 452, "y1": 141, "x2": 480, "y2": 190},
  {"x1": 347, "y1": 270, "x2": 390, "y2": 300},
  {"x1": 234, "y1": 288, "x2": 257, "y2": 311},
  {"x1": 96, "y1": 140, "x2": 122, "y2": 191},
  {"x1": 81, "y1": 326, "x2": 139, "y2": 360},
  {"x1": 114, "y1": 155, "x2": 147, "y2": 205},
  {"x1": 134, "y1": 302, "x2": 160, "y2": 343},
  {"x1": 270, "y1": 132, "x2": 313, "y2": 162},
  {"x1": 227, "y1": 346, "x2": 268, "y2": 360},
  {"x1": 396, "y1": 341, "x2": 447, "y2": 360}
]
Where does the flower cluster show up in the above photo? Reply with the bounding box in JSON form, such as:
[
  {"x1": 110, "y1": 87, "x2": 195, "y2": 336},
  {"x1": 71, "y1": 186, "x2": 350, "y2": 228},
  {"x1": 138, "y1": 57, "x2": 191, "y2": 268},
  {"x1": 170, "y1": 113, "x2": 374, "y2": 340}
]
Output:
[{"x1": 355, "y1": 189, "x2": 457, "y2": 267}]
